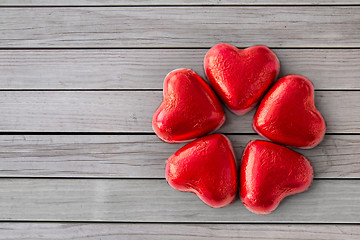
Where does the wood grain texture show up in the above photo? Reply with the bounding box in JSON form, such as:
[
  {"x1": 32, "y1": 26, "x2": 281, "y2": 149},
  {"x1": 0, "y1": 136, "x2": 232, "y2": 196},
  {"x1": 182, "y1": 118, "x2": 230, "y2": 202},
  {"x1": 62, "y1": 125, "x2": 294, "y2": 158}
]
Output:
[
  {"x1": 0, "y1": 178, "x2": 359, "y2": 222},
  {"x1": 0, "y1": 0, "x2": 359, "y2": 237},
  {"x1": 0, "y1": 134, "x2": 358, "y2": 178},
  {"x1": 1, "y1": 49, "x2": 359, "y2": 90},
  {"x1": 1, "y1": 7, "x2": 359, "y2": 48},
  {"x1": 0, "y1": 91, "x2": 358, "y2": 133},
  {"x1": 0, "y1": 223, "x2": 359, "y2": 240},
  {"x1": 1, "y1": 0, "x2": 360, "y2": 6}
]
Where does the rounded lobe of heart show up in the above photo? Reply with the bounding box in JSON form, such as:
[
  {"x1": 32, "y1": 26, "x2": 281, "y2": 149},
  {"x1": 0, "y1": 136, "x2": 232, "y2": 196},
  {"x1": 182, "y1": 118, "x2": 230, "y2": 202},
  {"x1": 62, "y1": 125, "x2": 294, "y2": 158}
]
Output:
[
  {"x1": 204, "y1": 43, "x2": 280, "y2": 115},
  {"x1": 165, "y1": 134, "x2": 238, "y2": 208},
  {"x1": 240, "y1": 140, "x2": 313, "y2": 215},
  {"x1": 253, "y1": 75, "x2": 326, "y2": 149},
  {"x1": 152, "y1": 69, "x2": 225, "y2": 143}
]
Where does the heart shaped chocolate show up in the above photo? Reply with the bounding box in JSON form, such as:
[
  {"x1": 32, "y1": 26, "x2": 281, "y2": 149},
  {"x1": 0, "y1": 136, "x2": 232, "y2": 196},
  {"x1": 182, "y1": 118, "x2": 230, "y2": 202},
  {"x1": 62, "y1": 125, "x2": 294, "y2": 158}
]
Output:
[
  {"x1": 204, "y1": 43, "x2": 280, "y2": 115},
  {"x1": 166, "y1": 134, "x2": 238, "y2": 208},
  {"x1": 152, "y1": 69, "x2": 225, "y2": 143},
  {"x1": 240, "y1": 140, "x2": 313, "y2": 215},
  {"x1": 253, "y1": 75, "x2": 326, "y2": 149}
]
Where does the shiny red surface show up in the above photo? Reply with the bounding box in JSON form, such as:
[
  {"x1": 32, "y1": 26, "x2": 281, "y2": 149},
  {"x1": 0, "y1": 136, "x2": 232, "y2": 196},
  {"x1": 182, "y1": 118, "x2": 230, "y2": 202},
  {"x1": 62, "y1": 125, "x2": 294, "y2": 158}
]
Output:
[
  {"x1": 152, "y1": 69, "x2": 225, "y2": 143},
  {"x1": 166, "y1": 134, "x2": 238, "y2": 208},
  {"x1": 204, "y1": 43, "x2": 280, "y2": 115},
  {"x1": 253, "y1": 75, "x2": 326, "y2": 149},
  {"x1": 240, "y1": 140, "x2": 313, "y2": 215}
]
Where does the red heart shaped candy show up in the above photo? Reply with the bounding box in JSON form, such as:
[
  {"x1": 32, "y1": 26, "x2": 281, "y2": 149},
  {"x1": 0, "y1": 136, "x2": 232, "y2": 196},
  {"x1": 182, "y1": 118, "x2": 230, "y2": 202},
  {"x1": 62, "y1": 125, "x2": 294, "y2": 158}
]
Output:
[
  {"x1": 253, "y1": 75, "x2": 326, "y2": 149},
  {"x1": 204, "y1": 43, "x2": 280, "y2": 115},
  {"x1": 166, "y1": 134, "x2": 238, "y2": 208},
  {"x1": 240, "y1": 140, "x2": 313, "y2": 215},
  {"x1": 152, "y1": 69, "x2": 225, "y2": 143}
]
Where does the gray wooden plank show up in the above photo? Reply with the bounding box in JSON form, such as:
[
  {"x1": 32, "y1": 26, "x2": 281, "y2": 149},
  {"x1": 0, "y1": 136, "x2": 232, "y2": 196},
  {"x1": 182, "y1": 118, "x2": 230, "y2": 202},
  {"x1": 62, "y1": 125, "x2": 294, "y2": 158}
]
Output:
[
  {"x1": 0, "y1": 91, "x2": 357, "y2": 133},
  {"x1": 0, "y1": 135, "x2": 358, "y2": 179},
  {"x1": 1, "y1": 49, "x2": 359, "y2": 90},
  {"x1": 0, "y1": 178, "x2": 358, "y2": 222},
  {"x1": 0, "y1": 223, "x2": 359, "y2": 240},
  {"x1": 0, "y1": 7, "x2": 359, "y2": 48},
  {"x1": 1, "y1": 0, "x2": 360, "y2": 6}
]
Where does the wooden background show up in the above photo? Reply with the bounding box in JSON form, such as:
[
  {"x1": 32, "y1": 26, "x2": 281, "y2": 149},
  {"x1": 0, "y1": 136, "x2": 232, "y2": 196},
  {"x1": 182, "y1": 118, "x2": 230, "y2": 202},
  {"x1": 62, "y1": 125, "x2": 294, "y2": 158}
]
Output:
[{"x1": 0, "y1": 1, "x2": 360, "y2": 239}]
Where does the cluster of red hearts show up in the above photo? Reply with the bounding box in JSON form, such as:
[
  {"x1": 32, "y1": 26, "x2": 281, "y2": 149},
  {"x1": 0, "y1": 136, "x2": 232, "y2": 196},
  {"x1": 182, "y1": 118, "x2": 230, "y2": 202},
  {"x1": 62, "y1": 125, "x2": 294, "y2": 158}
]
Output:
[{"x1": 152, "y1": 43, "x2": 326, "y2": 215}]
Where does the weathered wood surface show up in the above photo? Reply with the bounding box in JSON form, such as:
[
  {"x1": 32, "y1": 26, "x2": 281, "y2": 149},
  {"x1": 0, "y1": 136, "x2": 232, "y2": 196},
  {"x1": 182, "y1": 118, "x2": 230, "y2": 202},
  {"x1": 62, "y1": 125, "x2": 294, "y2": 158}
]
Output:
[
  {"x1": 0, "y1": 91, "x2": 357, "y2": 133},
  {"x1": 1, "y1": 0, "x2": 359, "y2": 237},
  {"x1": 0, "y1": 134, "x2": 358, "y2": 178},
  {"x1": 1, "y1": 0, "x2": 360, "y2": 6},
  {"x1": 1, "y1": 223, "x2": 359, "y2": 240},
  {"x1": 1, "y1": 7, "x2": 360, "y2": 48},
  {"x1": 1, "y1": 49, "x2": 359, "y2": 90},
  {"x1": 0, "y1": 179, "x2": 358, "y2": 223}
]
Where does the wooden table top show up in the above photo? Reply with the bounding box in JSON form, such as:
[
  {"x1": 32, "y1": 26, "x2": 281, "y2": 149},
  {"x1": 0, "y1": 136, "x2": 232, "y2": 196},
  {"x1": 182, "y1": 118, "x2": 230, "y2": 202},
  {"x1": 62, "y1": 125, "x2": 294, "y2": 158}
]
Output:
[{"x1": 0, "y1": 1, "x2": 359, "y2": 239}]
